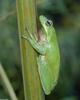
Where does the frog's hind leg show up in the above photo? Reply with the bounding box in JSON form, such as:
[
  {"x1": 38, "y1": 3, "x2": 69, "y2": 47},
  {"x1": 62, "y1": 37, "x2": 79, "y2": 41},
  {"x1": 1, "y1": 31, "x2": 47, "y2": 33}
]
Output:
[{"x1": 37, "y1": 56, "x2": 51, "y2": 95}]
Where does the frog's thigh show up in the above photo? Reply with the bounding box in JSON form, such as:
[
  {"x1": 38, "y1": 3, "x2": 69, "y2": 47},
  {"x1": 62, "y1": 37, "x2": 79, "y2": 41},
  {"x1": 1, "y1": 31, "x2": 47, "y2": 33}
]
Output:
[{"x1": 37, "y1": 56, "x2": 51, "y2": 95}]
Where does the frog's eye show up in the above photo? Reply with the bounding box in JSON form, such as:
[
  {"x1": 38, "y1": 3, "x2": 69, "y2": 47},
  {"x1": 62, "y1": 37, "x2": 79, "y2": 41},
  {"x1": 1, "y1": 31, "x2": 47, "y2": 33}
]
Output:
[{"x1": 45, "y1": 20, "x2": 53, "y2": 26}]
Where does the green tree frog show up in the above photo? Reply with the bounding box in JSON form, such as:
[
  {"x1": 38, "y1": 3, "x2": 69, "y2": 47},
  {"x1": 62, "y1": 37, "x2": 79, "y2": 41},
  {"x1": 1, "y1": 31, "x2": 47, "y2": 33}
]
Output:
[{"x1": 22, "y1": 15, "x2": 60, "y2": 95}]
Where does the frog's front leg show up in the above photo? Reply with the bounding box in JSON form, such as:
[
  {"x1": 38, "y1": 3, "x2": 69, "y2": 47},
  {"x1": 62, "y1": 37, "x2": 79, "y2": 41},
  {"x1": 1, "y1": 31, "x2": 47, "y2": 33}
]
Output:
[{"x1": 22, "y1": 33, "x2": 47, "y2": 55}]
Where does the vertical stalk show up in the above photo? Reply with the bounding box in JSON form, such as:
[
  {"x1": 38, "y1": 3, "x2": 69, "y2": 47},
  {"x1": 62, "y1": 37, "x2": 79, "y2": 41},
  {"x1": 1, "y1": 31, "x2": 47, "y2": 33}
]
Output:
[
  {"x1": 0, "y1": 63, "x2": 18, "y2": 100},
  {"x1": 16, "y1": 0, "x2": 45, "y2": 100}
]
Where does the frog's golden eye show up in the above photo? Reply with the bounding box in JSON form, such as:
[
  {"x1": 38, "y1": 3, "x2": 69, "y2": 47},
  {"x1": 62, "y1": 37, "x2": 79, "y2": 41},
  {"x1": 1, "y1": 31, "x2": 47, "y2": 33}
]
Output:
[{"x1": 45, "y1": 20, "x2": 53, "y2": 26}]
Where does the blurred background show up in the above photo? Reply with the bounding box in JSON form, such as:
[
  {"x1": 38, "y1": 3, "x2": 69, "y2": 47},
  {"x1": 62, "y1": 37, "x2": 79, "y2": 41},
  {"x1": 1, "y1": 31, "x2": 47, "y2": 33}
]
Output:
[{"x1": 0, "y1": 0, "x2": 80, "y2": 100}]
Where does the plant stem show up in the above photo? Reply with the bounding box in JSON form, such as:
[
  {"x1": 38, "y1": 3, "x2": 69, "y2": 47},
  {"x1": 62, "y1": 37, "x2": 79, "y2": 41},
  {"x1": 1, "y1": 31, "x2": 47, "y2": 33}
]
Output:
[
  {"x1": 0, "y1": 63, "x2": 18, "y2": 100},
  {"x1": 16, "y1": 0, "x2": 45, "y2": 100}
]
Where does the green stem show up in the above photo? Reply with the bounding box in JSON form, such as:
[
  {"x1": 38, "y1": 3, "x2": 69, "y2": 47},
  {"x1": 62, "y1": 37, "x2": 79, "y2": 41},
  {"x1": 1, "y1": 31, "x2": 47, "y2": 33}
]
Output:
[
  {"x1": 0, "y1": 63, "x2": 18, "y2": 100},
  {"x1": 16, "y1": 0, "x2": 45, "y2": 100}
]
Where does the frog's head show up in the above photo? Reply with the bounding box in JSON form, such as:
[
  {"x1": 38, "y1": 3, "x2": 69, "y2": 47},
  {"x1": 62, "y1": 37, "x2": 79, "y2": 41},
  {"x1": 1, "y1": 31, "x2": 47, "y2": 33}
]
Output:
[{"x1": 39, "y1": 15, "x2": 53, "y2": 36}]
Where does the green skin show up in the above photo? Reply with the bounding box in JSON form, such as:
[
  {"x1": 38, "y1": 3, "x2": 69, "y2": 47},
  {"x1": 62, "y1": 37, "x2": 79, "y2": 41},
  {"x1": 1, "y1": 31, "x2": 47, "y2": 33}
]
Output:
[{"x1": 22, "y1": 15, "x2": 60, "y2": 95}]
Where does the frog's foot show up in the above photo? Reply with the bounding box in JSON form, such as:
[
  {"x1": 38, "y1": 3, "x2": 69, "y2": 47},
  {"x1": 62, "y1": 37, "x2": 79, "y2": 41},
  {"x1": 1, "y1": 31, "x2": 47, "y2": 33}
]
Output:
[
  {"x1": 25, "y1": 27, "x2": 38, "y2": 42},
  {"x1": 22, "y1": 27, "x2": 47, "y2": 54}
]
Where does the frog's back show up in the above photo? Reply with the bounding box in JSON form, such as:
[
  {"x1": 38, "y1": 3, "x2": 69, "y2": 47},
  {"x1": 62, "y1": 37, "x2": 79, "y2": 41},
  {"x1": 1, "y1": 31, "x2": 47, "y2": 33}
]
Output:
[
  {"x1": 37, "y1": 38, "x2": 60, "y2": 95},
  {"x1": 45, "y1": 31, "x2": 60, "y2": 91}
]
